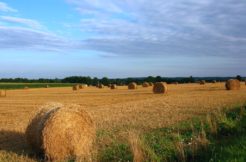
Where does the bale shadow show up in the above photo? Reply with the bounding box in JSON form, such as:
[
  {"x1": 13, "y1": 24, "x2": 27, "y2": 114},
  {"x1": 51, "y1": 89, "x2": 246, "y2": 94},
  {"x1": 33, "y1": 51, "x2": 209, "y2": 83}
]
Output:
[{"x1": 0, "y1": 130, "x2": 41, "y2": 161}]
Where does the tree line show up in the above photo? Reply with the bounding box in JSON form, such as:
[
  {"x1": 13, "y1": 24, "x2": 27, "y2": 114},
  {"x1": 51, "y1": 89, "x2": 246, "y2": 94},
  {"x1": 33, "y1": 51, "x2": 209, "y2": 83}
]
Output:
[{"x1": 0, "y1": 75, "x2": 243, "y2": 85}]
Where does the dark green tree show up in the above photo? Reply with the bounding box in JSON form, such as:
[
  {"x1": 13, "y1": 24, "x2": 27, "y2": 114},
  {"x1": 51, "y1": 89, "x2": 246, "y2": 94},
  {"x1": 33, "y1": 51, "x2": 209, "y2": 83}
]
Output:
[
  {"x1": 101, "y1": 77, "x2": 110, "y2": 85},
  {"x1": 155, "y1": 76, "x2": 162, "y2": 82},
  {"x1": 145, "y1": 76, "x2": 155, "y2": 83},
  {"x1": 92, "y1": 77, "x2": 99, "y2": 86},
  {"x1": 236, "y1": 75, "x2": 241, "y2": 81}
]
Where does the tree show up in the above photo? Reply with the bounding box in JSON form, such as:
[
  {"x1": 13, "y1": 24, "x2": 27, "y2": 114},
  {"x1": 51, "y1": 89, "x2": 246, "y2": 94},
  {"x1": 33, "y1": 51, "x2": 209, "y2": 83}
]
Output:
[
  {"x1": 155, "y1": 76, "x2": 162, "y2": 82},
  {"x1": 126, "y1": 78, "x2": 134, "y2": 84},
  {"x1": 189, "y1": 76, "x2": 195, "y2": 83},
  {"x1": 101, "y1": 77, "x2": 110, "y2": 85},
  {"x1": 92, "y1": 77, "x2": 99, "y2": 86},
  {"x1": 236, "y1": 75, "x2": 241, "y2": 81},
  {"x1": 145, "y1": 76, "x2": 155, "y2": 83}
]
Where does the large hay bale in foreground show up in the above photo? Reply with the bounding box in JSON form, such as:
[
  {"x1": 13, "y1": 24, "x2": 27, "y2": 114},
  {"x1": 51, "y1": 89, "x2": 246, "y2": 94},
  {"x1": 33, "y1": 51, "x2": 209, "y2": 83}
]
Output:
[
  {"x1": 73, "y1": 84, "x2": 79, "y2": 91},
  {"x1": 111, "y1": 84, "x2": 117, "y2": 89},
  {"x1": 200, "y1": 80, "x2": 206, "y2": 85},
  {"x1": 25, "y1": 103, "x2": 96, "y2": 161},
  {"x1": 0, "y1": 90, "x2": 6, "y2": 97},
  {"x1": 153, "y1": 82, "x2": 168, "y2": 94},
  {"x1": 225, "y1": 79, "x2": 240, "y2": 90},
  {"x1": 128, "y1": 82, "x2": 137, "y2": 90},
  {"x1": 142, "y1": 82, "x2": 149, "y2": 87}
]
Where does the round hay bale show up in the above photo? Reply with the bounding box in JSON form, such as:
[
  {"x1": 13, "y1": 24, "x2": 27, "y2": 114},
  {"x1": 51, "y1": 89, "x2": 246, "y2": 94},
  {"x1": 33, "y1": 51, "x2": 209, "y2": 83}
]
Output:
[
  {"x1": 142, "y1": 82, "x2": 149, "y2": 87},
  {"x1": 46, "y1": 85, "x2": 49, "y2": 88},
  {"x1": 148, "y1": 82, "x2": 153, "y2": 86},
  {"x1": 24, "y1": 86, "x2": 29, "y2": 89},
  {"x1": 79, "y1": 84, "x2": 87, "y2": 89},
  {"x1": 98, "y1": 83, "x2": 104, "y2": 89},
  {"x1": 108, "y1": 84, "x2": 112, "y2": 88},
  {"x1": 111, "y1": 84, "x2": 117, "y2": 89},
  {"x1": 212, "y1": 80, "x2": 216, "y2": 83},
  {"x1": 200, "y1": 80, "x2": 206, "y2": 85},
  {"x1": 128, "y1": 82, "x2": 137, "y2": 90},
  {"x1": 25, "y1": 103, "x2": 96, "y2": 161},
  {"x1": 225, "y1": 79, "x2": 240, "y2": 90},
  {"x1": 172, "y1": 82, "x2": 178, "y2": 85},
  {"x1": 73, "y1": 84, "x2": 79, "y2": 91},
  {"x1": 153, "y1": 82, "x2": 168, "y2": 94}
]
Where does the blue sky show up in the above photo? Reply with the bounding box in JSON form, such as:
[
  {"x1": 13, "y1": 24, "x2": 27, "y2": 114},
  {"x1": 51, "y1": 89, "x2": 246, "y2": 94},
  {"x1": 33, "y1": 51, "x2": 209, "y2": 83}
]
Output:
[{"x1": 0, "y1": 0, "x2": 245, "y2": 78}]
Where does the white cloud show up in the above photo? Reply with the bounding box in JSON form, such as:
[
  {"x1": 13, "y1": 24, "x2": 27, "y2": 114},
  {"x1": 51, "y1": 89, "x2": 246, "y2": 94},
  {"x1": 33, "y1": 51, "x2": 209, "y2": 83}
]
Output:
[
  {"x1": 66, "y1": 0, "x2": 125, "y2": 15},
  {"x1": 1, "y1": 16, "x2": 43, "y2": 29},
  {"x1": 0, "y1": 26, "x2": 81, "y2": 52},
  {"x1": 0, "y1": 2, "x2": 80, "y2": 52},
  {"x1": 0, "y1": 2, "x2": 17, "y2": 12},
  {"x1": 66, "y1": 0, "x2": 246, "y2": 57},
  {"x1": 1, "y1": 0, "x2": 246, "y2": 59}
]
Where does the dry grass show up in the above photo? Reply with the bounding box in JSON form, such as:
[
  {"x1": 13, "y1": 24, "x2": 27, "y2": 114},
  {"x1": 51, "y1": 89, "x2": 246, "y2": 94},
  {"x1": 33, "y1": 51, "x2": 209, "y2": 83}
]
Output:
[
  {"x1": 0, "y1": 83, "x2": 246, "y2": 161},
  {"x1": 171, "y1": 82, "x2": 179, "y2": 85},
  {"x1": 172, "y1": 132, "x2": 186, "y2": 162},
  {"x1": 206, "y1": 114, "x2": 217, "y2": 135},
  {"x1": 0, "y1": 90, "x2": 6, "y2": 97},
  {"x1": 128, "y1": 131, "x2": 144, "y2": 162}
]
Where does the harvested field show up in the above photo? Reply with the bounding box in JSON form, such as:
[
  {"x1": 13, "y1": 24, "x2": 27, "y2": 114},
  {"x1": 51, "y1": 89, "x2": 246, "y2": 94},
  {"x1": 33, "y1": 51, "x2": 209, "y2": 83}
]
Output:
[{"x1": 0, "y1": 83, "x2": 246, "y2": 161}]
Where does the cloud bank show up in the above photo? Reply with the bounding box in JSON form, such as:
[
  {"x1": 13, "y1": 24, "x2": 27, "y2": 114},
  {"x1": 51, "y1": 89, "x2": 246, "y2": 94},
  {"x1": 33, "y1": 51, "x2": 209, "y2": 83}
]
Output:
[
  {"x1": 1, "y1": 16, "x2": 43, "y2": 29},
  {"x1": 0, "y1": 0, "x2": 246, "y2": 59},
  {"x1": 0, "y1": 1, "x2": 81, "y2": 52},
  {"x1": 67, "y1": 0, "x2": 246, "y2": 57},
  {"x1": 0, "y1": 2, "x2": 17, "y2": 12},
  {"x1": 0, "y1": 26, "x2": 82, "y2": 52}
]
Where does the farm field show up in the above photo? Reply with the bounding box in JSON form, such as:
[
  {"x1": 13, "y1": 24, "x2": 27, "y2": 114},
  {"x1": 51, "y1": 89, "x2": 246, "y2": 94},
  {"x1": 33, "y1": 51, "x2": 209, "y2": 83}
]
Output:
[
  {"x1": 0, "y1": 82, "x2": 246, "y2": 161},
  {"x1": 0, "y1": 83, "x2": 74, "y2": 90}
]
